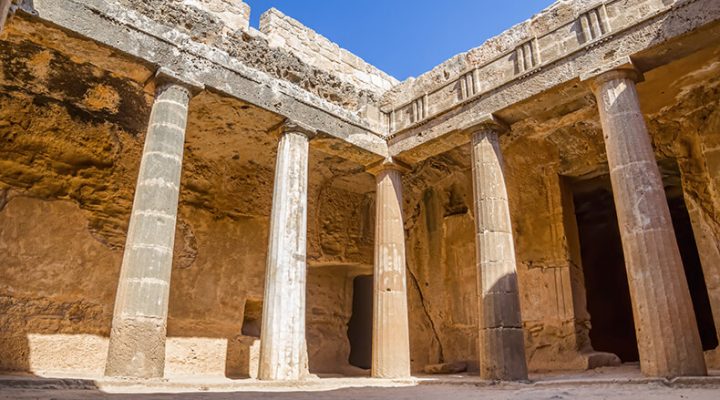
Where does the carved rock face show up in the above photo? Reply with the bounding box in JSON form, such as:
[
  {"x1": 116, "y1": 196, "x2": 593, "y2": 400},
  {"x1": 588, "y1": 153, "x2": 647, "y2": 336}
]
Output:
[{"x1": 1, "y1": 0, "x2": 719, "y2": 378}]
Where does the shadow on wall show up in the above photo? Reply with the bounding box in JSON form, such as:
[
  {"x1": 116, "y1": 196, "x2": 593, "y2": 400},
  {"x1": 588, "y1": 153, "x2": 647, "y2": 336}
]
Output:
[
  {"x1": 0, "y1": 149, "x2": 375, "y2": 378},
  {"x1": 0, "y1": 193, "x2": 267, "y2": 378},
  {"x1": 0, "y1": 193, "x2": 368, "y2": 378},
  {"x1": 0, "y1": 195, "x2": 120, "y2": 376}
]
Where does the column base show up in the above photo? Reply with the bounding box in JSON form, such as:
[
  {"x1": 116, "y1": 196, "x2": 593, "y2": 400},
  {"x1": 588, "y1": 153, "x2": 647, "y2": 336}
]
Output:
[
  {"x1": 479, "y1": 327, "x2": 528, "y2": 381},
  {"x1": 105, "y1": 316, "x2": 166, "y2": 379},
  {"x1": 257, "y1": 340, "x2": 311, "y2": 381},
  {"x1": 704, "y1": 348, "x2": 720, "y2": 370},
  {"x1": 371, "y1": 368, "x2": 412, "y2": 380}
]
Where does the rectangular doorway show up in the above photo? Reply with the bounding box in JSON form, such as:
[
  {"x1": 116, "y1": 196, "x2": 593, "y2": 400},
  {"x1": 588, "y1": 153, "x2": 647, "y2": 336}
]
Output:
[
  {"x1": 570, "y1": 167, "x2": 718, "y2": 362},
  {"x1": 347, "y1": 275, "x2": 373, "y2": 369}
]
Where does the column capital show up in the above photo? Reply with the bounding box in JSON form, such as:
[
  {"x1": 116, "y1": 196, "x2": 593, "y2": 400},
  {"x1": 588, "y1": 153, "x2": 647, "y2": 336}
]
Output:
[
  {"x1": 280, "y1": 119, "x2": 317, "y2": 140},
  {"x1": 460, "y1": 113, "x2": 510, "y2": 138},
  {"x1": 580, "y1": 57, "x2": 644, "y2": 93},
  {"x1": 155, "y1": 67, "x2": 205, "y2": 97},
  {"x1": 366, "y1": 157, "x2": 411, "y2": 176}
]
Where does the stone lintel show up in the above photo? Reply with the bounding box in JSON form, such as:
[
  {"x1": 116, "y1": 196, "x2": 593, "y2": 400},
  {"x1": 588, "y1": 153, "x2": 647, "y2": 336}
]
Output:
[
  {"x1": 365, "y1": 158, "x2": 412, "y2": 176},
  {"x1": 155, "y1": 67, "x2": 205, "y2": 96},
  {"x1": 580, "y1": 56, "x2": 645, "y2": 88},
  {"x1": 24, "y1": 0, "x2": 388, "y2": 159}
]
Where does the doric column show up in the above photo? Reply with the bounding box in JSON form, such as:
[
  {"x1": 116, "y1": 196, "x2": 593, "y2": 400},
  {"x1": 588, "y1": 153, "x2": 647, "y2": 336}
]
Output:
[
  {"x1": 368, "y1": 159, "x2": 411, "y2": 379},
  {"x1": 1, "y1": 0, "x2": 12, "y2": 33},
  {"x1": 590, "y1": 68, "x2": 707, "y2": 377},
  {"x1": 470, "y1": 117, "x2": 528, "y2": 381},
  {"x1": 258, "y1": 121, "x2": 315, "y2": 381},
  {"x1": 105, "y1": 70, "x2": 201, "y2": 379}
]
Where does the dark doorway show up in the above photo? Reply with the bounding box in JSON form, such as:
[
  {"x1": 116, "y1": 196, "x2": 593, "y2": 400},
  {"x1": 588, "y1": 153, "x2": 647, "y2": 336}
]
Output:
[
  {"x1": 571, "y1": 166, "x2": 719, "y2": 362},
  {"x1": 665, "y1": 186, "x2": 718, "y2": 351},
  {"x1": 347, "y1": 275, "x2": 373, "y2": 369},
  {"x1": 573, "y1": 175, "x2": 639, "y2": 362}
]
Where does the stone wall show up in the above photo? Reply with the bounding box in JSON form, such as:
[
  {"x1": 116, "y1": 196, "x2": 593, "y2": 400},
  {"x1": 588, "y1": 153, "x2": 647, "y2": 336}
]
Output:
[
  {"x1": 398, "y1": 60, "x2": 720, "y2": 371},
  {"x1": 381, "y1": 0, "x2": 688, "y2": 133},
  {"x1": 103, "y1": 0, "x2": 387, "y2": 117},
  {"x1": 0, "y1": 192, "x2": 371, "y2": 376},
  {"x1": 260, "y1": 8, "x2": 398, "y2": 96},
  {"x1": 1, "y1": 0, "x2": 719, "y2": 379},
  {"x1": 0, "y1": 26, "x2": 377, "y2": 376},
  {"x1": 184, "y1": 0, "x2": 251, "y2": 32}
]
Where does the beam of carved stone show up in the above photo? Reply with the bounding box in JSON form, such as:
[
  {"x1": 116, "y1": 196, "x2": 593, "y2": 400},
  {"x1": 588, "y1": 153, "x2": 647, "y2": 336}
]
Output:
[
  {"x1": 258, "y1": 122, "x2": 314, "y2": 381},
  {"x1": 470, "y1": 121, "x2": 528, "y2": 381},
  {"x1": 591, "y1": 68, "x2": 707, "y2": 378},
  {"x1": 387, "y1": 0, "x2": 720, "y2": 163},
  {"x1": 24, "y1": 0, "x2": 388, "y2": 161},
  {"x1": 368, "y1": 160, "x2": 411, "y2": 379},
  {"x1": 105, "y1": 77, "x2": 199, "y2": 379}
]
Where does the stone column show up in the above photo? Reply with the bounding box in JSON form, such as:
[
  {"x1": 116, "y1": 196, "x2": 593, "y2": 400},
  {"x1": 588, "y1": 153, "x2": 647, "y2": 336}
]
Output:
[
  {"x1": 590, "y1": 68, "x2": 707, "y2": 377},
  {"x1": 258, "y1": 122, "x2": 314, "y2": 381},
  {"x1": 369, "y1": 160, "x2": 411, "y2": 379},
  {"x1": 470, "y1": 118, "x2": 528, "y2": 381},
  {"x1": 105, "y1": 72, "x2": 200, "y2": 379},
  {"x1": 0, "y1": 0, "x2": 12, "y2": 33}
]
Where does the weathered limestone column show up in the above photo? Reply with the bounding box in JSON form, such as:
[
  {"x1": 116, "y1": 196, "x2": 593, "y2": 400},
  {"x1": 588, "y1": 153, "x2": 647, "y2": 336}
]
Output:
[
  {"x1": 368, "y1": 160, "x2": 411, "y2": 379},
  {"x1": 105, "y1": 71, "x2": 201, "y2": 379},
  {"x1": 470, "y1": 117, "x2": 528, "y2": 381},
  {"x1": 0, "y1": 0, "x2": 12, "y2": 32},
  {"x1": 258, "y1": 122, "x2": 315, "y2": 381},
  {"x1": 590, "y1": 68, "x2": 707, "y2": 377}
]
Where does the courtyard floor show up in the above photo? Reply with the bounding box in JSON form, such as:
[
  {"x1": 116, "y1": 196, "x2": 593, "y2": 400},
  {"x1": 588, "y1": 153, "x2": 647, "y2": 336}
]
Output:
[{"x1": 0, "y1": 365, "x2": 718, "y2": 399}]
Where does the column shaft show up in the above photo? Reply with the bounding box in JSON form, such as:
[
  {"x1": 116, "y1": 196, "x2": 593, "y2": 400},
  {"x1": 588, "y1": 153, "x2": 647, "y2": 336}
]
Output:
[
  {"x1": 105, "y1": 83, "x2": 191, "y2": 378},
  {"x1": 593, "y1": 69, "x2": 706, "y2": 377},
  {"x1": 471, "y1": 128, "x2": 528, "y2": 381},
  {"x1": 258, "y1": 130, "x2": 311, "y2": 381},
  {"x1": 371, "y1": 167, "x2": 411, "y2": 379},
  {"x1": 0, "y1": 0, "x2": 10, "y2": 33}
]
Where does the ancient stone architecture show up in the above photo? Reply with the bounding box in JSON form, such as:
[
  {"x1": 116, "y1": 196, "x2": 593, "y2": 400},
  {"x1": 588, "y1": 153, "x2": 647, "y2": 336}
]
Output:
[{"x1": 0, "y1": 0, "x2": 719, "y2": 388}]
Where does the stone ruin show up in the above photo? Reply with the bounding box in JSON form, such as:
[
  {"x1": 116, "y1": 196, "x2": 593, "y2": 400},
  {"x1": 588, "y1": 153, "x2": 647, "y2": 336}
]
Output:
[{"x1": 0, "y1": 0, "x2": 719, "y2": 383}]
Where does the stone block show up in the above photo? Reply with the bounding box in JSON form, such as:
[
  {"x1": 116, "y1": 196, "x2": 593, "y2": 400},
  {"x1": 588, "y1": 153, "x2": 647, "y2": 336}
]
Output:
[
  {"x1": 184, "y1": 0, "x2": 250, "y2": 32},
  {"x1": 479, "y1": 327, "x2": 527, "y2": 380},
  {"x1": 226, "y1": 336, "x2": 260, "y2": 379},
  {"x1": 480, "y1": 292, "x2": 522, "y2": 329},
  {"x1": 422, "y1": 361, "x2": 468, "y2": 374}
]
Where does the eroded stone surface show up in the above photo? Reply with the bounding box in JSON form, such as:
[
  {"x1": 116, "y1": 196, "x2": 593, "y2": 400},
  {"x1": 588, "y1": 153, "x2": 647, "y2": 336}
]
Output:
[
  {"x1": 0, "y1": 0, "x2": 719, "y2": 385},
  {"x1": 258, "y1": 128, "x2": 312, "y2": 381},
  {"x1": 371, "y1": 166, "x2": 411, "y2": 379}
]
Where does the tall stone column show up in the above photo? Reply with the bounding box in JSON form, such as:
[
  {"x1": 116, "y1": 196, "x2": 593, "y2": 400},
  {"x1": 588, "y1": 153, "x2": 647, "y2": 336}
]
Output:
[
  {"x1": 0, "y1": 0, "x2": 12, "y2": 33},
  {"x1": 105, "y1": 72, "x2": 201, "y2": 379},
  {"x1": 590, "y1": 68, "x2": 707, "y2": 377},
  {"x1": 369, "y1": 160, "x2": 411, "y2": 379},
  {"x1": 470, "y1": 118, "x2": 528, "y2": 381},
  {"x1": 258, "y1": 122, "x2": 314, "y2": 381}
]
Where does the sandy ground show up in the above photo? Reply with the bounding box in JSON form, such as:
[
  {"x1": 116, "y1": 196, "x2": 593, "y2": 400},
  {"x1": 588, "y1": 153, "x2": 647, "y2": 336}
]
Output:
[
  {"x1": 2, "y1": 366, "x2": 718, "y2": 399},
  {"x1": 1, "y1": 383, "x2": 719, "y2": 400}
]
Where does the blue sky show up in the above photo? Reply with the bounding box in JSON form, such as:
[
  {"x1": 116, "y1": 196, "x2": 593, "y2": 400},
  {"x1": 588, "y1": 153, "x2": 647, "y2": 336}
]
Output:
[{"x1": 245, "y1": 0, "x2": 556, "y2": 80}]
